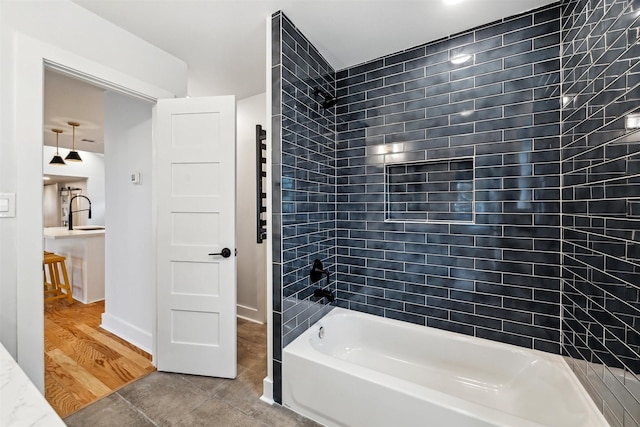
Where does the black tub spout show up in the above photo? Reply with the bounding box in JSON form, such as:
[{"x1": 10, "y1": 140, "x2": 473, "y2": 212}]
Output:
[{"x1": 314, "y1": 288, "x2": 335, "y2": 303}]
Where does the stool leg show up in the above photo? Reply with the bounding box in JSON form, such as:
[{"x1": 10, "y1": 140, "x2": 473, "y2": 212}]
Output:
[
  {"x1": 51, "y1": 263, "x2": 63, "y2": 298},
  {"x1": 44, "y1": 264, "x2": 50, "y2": 291},
  {"x1": 48, "y1": 262, "x2": 58, "y2": 293},
  {"x1": 43, "y1": 265, "x2": 50, "y2": 296},
  {"x1": 44, "y1": 261, "x2": 59, "y2": 302},
  {"x1": 59, "y1": 259, "x2": 73, "y2": 305}
]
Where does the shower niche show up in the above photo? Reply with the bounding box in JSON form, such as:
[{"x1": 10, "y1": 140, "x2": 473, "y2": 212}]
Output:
[{"x1": 385, "y1": 157, "x2": 475, "y2": 223}]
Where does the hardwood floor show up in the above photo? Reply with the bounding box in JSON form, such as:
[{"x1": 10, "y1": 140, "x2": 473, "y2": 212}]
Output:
[
  {"x1": 44, "y1": 299, "x2": 155, "y2": 418},
  {"x1": 64, "y1": 317, "x2": 321, "y2": 427}
]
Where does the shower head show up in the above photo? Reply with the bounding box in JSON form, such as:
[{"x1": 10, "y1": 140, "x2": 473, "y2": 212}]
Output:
[
  {"x1": 322, "y1": 94, "x2": 338, "y2": 109},
  {"x1": 313, "y1": 88, "x2": 338, "y2": 110}
]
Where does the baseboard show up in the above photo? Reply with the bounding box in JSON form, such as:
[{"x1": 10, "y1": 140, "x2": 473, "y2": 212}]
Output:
[
  {"x1": 260, "y1": 376, "x2": 274, "y2": 405},
  {"x1": 101, "y1": 312, "x2": 152, "y2": 354},
  {"x1": 237, "y1": 303, "x2": 263, "y2": 323}
]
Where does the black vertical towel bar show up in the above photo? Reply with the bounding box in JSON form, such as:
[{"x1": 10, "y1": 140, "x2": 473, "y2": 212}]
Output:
[{"x1": 256, "y1": 125, "x2": 267, "y2": 243}]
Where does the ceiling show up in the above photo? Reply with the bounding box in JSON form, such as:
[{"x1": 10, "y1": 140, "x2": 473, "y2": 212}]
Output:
[
  {"x1": 72, "y1": 0, "x2": 558, "y2": 99},
  {"x1": 44, "y1": 70, "x2": 105, "y2": 154},
  {"x1": 45, "y1": 0, "x2": 558, "y2": 154}
]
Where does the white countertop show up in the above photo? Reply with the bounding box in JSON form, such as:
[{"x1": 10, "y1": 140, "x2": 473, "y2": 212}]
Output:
[
  {"x1": 0, "y1": 344, "x2": 65, "y2": 426},
  {"x1": 44, "y1": 226, "x2": 105, "y2": 239}
]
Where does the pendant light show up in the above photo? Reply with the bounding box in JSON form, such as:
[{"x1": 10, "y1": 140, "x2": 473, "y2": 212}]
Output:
[
  {"x1": 49, "y1": 129, "x2": 66, "y2": 165},
  {"x1": 65, "y1": 121, "x2": 82, "y2": 162}
]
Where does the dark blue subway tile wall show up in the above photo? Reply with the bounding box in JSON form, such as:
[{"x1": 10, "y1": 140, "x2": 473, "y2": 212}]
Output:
[
  {"x1": 561, "y1": 0, "x2": 640, "y2": 425},
  {"x1": 335, "y1": 4, "x2": 562, "y2": 352},
  {"x1": 271, "y1": 11, "x2": 337, "y2": 404}
]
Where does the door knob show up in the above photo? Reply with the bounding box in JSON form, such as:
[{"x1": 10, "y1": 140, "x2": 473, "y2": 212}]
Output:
[{"x1": 209, "y1": 248, "x2": 232, "y2": 258}]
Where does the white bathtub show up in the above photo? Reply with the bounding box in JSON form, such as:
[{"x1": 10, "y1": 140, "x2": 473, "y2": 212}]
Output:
[{"x1": 283, "y1": 307, "x2": 609, "y2": 427}]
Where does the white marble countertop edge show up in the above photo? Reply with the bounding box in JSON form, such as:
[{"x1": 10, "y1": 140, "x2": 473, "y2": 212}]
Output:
[{"x1": 0, "y1": 344, "x2": 66, "y2": 426}]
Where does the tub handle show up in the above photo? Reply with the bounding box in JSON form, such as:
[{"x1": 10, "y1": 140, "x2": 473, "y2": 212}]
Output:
[{"x1": 310, "y1": 259, "x2": 330, "y2": 284}]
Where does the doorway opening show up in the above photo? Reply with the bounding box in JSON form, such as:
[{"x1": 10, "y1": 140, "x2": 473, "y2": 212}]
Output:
[{"x1": 42, "y1": 68, "x2": 156, "y2": 417}]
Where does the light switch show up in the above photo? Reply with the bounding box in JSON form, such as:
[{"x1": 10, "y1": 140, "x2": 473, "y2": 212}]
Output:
[{"x1": 0, "y1": 193, "x2": 16, "y2": 217}]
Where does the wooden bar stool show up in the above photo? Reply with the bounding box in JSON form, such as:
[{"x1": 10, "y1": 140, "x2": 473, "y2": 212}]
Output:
[{"x1": 43, "y1": 251, "x2": 73, "y2": 304}]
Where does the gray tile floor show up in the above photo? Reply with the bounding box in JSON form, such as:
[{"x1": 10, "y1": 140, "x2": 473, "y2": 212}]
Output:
[{"x1": 64, "y1": 319, "x2": 319, "y2": 427}]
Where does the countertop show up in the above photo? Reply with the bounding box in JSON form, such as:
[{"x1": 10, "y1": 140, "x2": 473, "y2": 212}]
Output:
[
  {"x1": 44, "y1": 226, "x2": 105, "y2": 239},
  {"x1": 0, "y1": 343, "x2": 66, "y2": 426}
]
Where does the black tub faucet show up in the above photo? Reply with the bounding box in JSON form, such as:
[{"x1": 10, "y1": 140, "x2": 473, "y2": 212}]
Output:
[
  {"x1": 310, "y1": 259, "x2": 334, "y2": 303},
  {"x1": 310, "y1": 259, "x2": 330, "y2": 285},
  {"x1": 68, "y1": 195, "x2": 92, "y2": 230}
]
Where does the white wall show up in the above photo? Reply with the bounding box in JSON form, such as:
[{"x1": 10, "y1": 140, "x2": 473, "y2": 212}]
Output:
[
  {"x1": 1, "y1": 2, "x2": 187, "y2": 96},
  {"x1": 42, "y1": 147, "x2": 106, "y2": 225},
  {"x1": 43, "y1": 184, "x2": 60, "y2": 227},
  {"x1": 102, "y1": 91, "x2": 154, "y2": 352},
  {"x1": 237, "y1": 93, "x2": 267, "y2": 323},
  {"x1": 0, "y1": 0, "x2": 186, "y2": 389}
]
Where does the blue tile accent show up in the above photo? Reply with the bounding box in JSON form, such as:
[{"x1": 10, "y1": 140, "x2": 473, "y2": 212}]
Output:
[
  {"x1": 271, "y1": 11, "x2": 337, "y2": 404},
  {"x1": 561, "y1": 0, "x2": 640, "y2": 425}
]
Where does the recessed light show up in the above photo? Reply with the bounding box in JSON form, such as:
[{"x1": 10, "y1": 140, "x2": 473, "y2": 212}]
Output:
[
  {"x1": 443, "y1": 0, "x2": 465, "y2": 4},
  {"x1": 43, "y1": 176, "x2": 51, "y2": 180},
  {"x1": 451, "y1": 54, "x2": 471, "y2": 65}
]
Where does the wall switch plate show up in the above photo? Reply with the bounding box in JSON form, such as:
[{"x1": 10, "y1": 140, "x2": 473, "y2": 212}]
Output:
[
  {"x1": 130, "y1": 172, "x2": 141, "y2": 185},
  {"x1": 0, "y1": 193, "x2": 16, "y2": 217}
]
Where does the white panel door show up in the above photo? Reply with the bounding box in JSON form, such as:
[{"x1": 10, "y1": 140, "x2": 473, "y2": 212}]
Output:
[{"x1": 155, "y1": 96, "x2": 236, "y2": 378}]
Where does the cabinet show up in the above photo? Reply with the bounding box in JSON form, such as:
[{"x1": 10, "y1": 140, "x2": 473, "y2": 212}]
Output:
[{"x1": 43, "y1": 227, "x2": 105, "y2": 303}]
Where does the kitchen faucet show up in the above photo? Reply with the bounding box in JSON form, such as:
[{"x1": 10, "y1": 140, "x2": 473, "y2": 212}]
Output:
[{"x1": 68, "y1": 195, "x2": 92, "y2": 230}]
